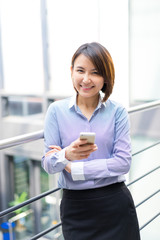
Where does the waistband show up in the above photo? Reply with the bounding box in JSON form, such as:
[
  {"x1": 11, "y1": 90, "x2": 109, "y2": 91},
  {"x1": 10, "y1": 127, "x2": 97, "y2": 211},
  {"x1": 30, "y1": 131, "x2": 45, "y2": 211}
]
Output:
[{"x1": 62, "y1": 182, "x2": 125, "y2": 199}]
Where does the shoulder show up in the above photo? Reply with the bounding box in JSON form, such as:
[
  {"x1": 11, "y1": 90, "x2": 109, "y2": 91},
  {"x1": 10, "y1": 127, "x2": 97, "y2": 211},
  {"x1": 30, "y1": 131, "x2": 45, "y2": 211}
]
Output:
[
  {"x1": 105, "y1": 101, "x2": 130, "y2": 131},
  {"x1": 44, "y1": 97, "x2": 71, "y2": 122},
  {"x1": 106, "y1": 99, "x2": 127, "y2": 112},
  {"x1": 105, "y1": 99, "x2": 129, "y2": 122}
]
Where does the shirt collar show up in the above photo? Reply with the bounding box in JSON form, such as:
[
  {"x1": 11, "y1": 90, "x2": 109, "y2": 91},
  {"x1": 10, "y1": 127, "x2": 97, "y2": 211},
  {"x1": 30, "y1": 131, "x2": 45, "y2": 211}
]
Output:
[
  {"x1": 97, "y1": 93, "x2": 107, "y2": 109},
  {"x1": 68, "y1": 94, "x2": 77, "y2": 110},
  {"x1": 68, "y1": 93, "x2": 107, "y2": 110}
]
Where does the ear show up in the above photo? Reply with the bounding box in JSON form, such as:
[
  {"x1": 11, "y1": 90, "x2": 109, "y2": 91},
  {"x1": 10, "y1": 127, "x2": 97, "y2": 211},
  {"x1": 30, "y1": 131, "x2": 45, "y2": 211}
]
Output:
[{"x1": 70, "y1": 66, "x2": 73, "y2": 76}]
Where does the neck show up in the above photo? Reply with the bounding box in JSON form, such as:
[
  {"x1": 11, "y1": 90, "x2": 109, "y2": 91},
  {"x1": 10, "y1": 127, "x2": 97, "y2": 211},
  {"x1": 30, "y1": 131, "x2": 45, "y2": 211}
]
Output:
[{"x1": 77, "y1": 94, "x2": 99, "y2": 109}]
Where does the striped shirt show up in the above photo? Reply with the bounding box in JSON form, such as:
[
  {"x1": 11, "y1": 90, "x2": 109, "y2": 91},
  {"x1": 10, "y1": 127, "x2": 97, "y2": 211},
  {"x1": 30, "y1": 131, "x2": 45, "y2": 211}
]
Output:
[{"x1": 42, "y1": 94, "x2": 132, "y2": 190}]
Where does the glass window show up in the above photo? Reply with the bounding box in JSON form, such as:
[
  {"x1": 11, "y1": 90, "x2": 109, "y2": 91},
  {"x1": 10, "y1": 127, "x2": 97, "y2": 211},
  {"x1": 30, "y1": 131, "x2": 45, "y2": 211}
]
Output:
[
  {"x1": 1, "y1": 96, "x2": 43, "y2": 117},
  {"x1": 46, "y1": 0, "x2": 129, "y2": 107},
  {"x1": 13, "y1": 156, "x2": 30, "y2": 197},
  {"x1": 0, "y1": 0, "x2": 44, "y2": 94},
  {"x1": 130, "y1": 0, "x2": 160, "y2": 105},
  {"x1": 40, "y1": 163, "x2": 62, "y2": 239},
  {"x1": 46, "y1": 0, "x2": 99, "y2": 98}
]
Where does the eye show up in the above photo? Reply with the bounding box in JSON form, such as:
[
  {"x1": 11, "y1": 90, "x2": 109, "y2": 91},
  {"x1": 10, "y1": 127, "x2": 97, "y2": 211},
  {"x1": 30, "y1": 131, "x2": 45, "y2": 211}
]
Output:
[
  {"x1": 92, "y1": 71, "x2": 99, "y2": 75},
  {"x1": 77, "y1": 69, "x2": 84, "y2": 73}
]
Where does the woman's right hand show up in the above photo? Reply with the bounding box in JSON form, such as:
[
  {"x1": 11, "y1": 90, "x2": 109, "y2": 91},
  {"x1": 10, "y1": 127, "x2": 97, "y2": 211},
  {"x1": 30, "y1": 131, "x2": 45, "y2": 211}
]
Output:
[{"x1": 65, "y1": 138, "x2": 98, "y2": 161}]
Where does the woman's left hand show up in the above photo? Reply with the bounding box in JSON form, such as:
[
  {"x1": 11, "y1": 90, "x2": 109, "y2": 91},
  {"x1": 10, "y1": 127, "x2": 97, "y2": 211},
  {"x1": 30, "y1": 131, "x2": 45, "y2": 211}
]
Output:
[
  {"x1": 45, "y1": 145, "x2": 62, "y2": 157},
  {"x1": 45, "y1": 145, "x2": 71, "y2": 173}
]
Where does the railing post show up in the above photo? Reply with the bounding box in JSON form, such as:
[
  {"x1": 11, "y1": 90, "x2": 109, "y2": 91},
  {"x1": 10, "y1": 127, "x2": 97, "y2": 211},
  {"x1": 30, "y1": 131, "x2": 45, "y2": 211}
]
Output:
[
  {"x1": 30, "y1": 161, "x2": 42, "y2": 234},
  {"x1": 0, "y1": 154, "x2": 11, "y2": 223}
]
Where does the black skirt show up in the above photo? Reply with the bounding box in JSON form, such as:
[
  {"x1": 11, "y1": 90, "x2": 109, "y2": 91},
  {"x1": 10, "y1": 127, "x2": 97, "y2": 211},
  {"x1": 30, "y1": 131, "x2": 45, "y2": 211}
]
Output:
[{"x1": 60, "y1": 182, "x2": 140, "y2": 240}]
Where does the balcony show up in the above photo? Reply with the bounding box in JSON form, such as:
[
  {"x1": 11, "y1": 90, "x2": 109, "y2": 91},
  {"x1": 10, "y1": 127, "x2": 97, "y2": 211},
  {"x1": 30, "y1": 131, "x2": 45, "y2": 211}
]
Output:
[{"x1": 0, "y1": 100, "x2": 160, "y2": 240}]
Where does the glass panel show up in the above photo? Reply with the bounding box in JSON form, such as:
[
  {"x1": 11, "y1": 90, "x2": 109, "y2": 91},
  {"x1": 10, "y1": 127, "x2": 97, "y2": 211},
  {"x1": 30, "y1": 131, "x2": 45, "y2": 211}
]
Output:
[
  {"x1": 46, "y1": 0, "x2": 99, "y2": 98},
  {"x1": 140, "y1": 215, "x2": 160, "y2": 240},
  {"x1": 5, "y1": 156, "x2": 34, "y2": 240},
  {"x1": 13, "y1": 156, "x2": 30, "y2": 197},
  {"x1": 128, "y1": 136, "x2": 160, "y2": 240},
  {"x1": 46, "y1": 0, "x2": 129, "y2": 107},
  {"x1": 1, "y1": 96, "x2": 43, "y2": 117},
  {"x1": 128, "y1": 106, "x2": 160, "y2": 239},
  {"x1": 40, "y1": 163, "x2": 62, "y2": 239},
  {"x1": 130, "y1": 0, "x2": 160, "y2": 105},
  {"x1": 99, "y1": 0, "x2": 129, "y2": 106},
  {"x1": 0, "y1": 0, "x2": 44, "y2": 94}
]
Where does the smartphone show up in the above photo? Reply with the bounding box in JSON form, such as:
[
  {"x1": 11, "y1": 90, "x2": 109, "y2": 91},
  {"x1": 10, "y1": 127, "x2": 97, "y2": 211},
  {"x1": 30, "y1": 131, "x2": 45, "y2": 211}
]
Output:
[{"x1": 80, "y1": 132, "x2": 96, "y2": 144}]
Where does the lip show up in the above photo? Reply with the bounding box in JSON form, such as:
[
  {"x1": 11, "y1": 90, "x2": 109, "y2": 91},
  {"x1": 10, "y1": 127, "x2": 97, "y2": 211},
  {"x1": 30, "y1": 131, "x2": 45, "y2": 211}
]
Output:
[{"x1": 80, "y1": 85, "x2": 94, "y2": 91}]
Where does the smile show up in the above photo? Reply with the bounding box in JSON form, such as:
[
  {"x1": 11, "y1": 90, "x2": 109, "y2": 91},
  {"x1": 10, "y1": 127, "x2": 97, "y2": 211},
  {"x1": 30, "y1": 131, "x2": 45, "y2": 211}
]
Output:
[{"x1": 80, "y1": 85, "x2": 94, "y2": 91}]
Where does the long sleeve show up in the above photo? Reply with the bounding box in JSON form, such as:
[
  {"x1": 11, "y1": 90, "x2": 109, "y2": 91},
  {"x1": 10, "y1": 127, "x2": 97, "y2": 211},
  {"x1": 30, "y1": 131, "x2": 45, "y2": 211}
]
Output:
[
  {"x1": 42, "y1": 103, "x2": 69, "y2": 174},
  {"x1": 41, "y1": 96, "x2": 132, "y2": 190},
  {"x1": 71, "y1": 108, "x2": 131, "y2": 181}
]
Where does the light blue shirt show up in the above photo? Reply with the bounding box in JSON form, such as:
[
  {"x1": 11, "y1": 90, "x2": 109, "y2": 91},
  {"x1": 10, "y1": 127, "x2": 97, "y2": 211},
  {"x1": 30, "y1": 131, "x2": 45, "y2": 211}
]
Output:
[{"x1": 42, "y1": 94, "x2": 132, "y2": 190}]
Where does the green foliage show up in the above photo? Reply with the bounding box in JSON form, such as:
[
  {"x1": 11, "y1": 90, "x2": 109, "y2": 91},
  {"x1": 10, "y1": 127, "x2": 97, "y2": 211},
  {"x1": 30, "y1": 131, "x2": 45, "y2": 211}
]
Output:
[{"x1": 9, "y1": 192, "x2": 28, "y2": 215}]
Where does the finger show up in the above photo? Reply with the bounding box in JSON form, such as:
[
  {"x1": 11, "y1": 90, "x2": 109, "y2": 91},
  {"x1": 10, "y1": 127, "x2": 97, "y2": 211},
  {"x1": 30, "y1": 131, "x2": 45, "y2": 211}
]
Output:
[
  {"x1": 49, "y1": 145, "x2": 61, "y2": 150},
  {"x1": 77, "y1": 146, "x2": 98, "y2": 158},
  {"x1": 72, "y1": 138, "x2": 88, "y2": 148},
  {"x1": 78, "y1": 139, "x2": 88, "y2": 146},
  {"x1": 45, "y1": 149, "x2": 59, "y2": 157},
  {"x1": 79, "y1": 154, "x2": 90, "y2": 159},
  {"x1": 78, "y1": 144, "x2": 98, "y2": 152}
]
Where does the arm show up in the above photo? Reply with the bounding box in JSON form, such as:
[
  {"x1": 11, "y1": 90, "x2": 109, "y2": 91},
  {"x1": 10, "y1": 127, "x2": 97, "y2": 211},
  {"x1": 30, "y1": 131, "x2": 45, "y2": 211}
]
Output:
[
  {"x1": 70, "y1": 108, "x2": 132, "y2": 181},
  {"x1": 42, "y1": 103, "x2": 97, "y2": 174},
  {"x1": 42, "y1": 104, "x2": 69, "y2": 174},
  {"x1": 43, "y1": 137, "x2": 98, "y2": 174}
]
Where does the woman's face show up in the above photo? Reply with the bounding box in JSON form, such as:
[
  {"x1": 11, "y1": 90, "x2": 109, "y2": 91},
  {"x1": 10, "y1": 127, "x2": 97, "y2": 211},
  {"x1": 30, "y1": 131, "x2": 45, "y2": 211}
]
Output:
[{"x1": 71, "y1": 54, "x2": 104, "y2": 100}]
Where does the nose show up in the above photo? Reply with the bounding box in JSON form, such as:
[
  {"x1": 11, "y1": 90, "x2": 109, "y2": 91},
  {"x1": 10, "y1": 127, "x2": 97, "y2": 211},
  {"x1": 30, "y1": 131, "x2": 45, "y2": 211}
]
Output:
[{"x1": 83, "y1": 73, "x2": 91, "y2": 84}]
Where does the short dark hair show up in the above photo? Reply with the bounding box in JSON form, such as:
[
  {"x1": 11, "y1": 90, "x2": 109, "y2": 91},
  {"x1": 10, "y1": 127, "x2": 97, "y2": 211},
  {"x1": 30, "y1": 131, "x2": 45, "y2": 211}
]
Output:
[{"x1": 71, "y1": 42, "x2": 115, "y2": 102}]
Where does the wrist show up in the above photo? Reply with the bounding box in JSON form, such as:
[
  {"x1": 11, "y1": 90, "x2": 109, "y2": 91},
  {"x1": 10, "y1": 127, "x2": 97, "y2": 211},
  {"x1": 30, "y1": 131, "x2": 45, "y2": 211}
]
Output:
[
  {"x1": 65, "y1": 162, "x2": 71, "y2": 173},
  {"x1": 65, "y1": 147, "x2": 70, "y2": 160}
]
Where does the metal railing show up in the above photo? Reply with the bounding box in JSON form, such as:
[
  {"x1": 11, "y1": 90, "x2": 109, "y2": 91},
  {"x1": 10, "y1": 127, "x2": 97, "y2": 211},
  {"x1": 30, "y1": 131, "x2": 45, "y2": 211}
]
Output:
[
  {"x1": 0, "y1": 100, "x2": 160, "y2": 239},
  {"x1": 1, "y1": 99, "x2": 160, "y2": 151}
]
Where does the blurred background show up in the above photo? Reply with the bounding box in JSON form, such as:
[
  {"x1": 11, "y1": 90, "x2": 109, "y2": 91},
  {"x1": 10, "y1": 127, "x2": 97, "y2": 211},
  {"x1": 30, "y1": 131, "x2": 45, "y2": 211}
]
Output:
[{"x1": 0, "y1": 0, "x2": 160, "y2": 239}]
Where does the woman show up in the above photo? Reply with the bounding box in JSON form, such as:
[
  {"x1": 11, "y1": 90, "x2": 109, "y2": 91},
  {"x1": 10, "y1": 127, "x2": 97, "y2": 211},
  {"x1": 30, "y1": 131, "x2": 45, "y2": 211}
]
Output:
[{"x1": 42, "y1": 42, "x2": 140, "y2": 240}]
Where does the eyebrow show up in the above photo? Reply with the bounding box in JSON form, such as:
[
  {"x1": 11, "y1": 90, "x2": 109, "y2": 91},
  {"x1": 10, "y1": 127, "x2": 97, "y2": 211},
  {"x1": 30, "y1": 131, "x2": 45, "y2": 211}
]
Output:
[{"x1": 76, "y1": 66, "x2": 84, "y2": 69}]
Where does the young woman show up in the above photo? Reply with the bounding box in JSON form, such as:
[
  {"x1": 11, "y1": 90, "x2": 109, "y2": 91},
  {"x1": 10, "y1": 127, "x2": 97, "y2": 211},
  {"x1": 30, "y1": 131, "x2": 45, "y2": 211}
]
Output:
[{"x1": 42, "y1": 42, "x2": 140, "y2": 240}]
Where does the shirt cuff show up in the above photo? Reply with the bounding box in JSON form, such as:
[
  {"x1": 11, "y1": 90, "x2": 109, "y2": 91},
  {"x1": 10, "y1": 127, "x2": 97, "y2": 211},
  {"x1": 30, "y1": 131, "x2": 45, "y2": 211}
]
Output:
[
  {"x1": 55, "y1": 148, "x2": 69, "y2": 165},
  {"x1": 71, "y1": 162, "x2": 85, "y2": 181}
]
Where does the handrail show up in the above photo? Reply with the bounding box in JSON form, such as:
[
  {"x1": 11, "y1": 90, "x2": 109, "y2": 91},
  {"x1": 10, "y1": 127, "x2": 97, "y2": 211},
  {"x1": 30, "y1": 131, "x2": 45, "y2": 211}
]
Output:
[
  {"x1": 29, "y1": 222, "x2": 62, "y2": 240},
  {"x1": 128, "y1": 99, "x2": 160, "y2": 114},
  {"x1": 0, "y1": 99, "x2": 160, "y2": 150},
  {"x1": 139, "y1": 212, "x2": 160, "y2": 231},
  {"x1": 0, "y1": 99, "x2": 160, "y2": 239},
  {"x1": 127, "y1": 166, "x2": 160, "y2": 187},
  {"x1": 0, "y1": 187, "x2": 60, "y2": 218},
  {"x1": 0, "y1": 165, "x2": 159, "y2": 219},
  {"x1": 0, "y1": 130, "x2": 44, "y2": 150},
  {"x1": 132, "y1": 140, "x2": 160, "y2": 157},
  {"x1": 135, "y1": 189, "x2": 160, "y2": 208}
]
